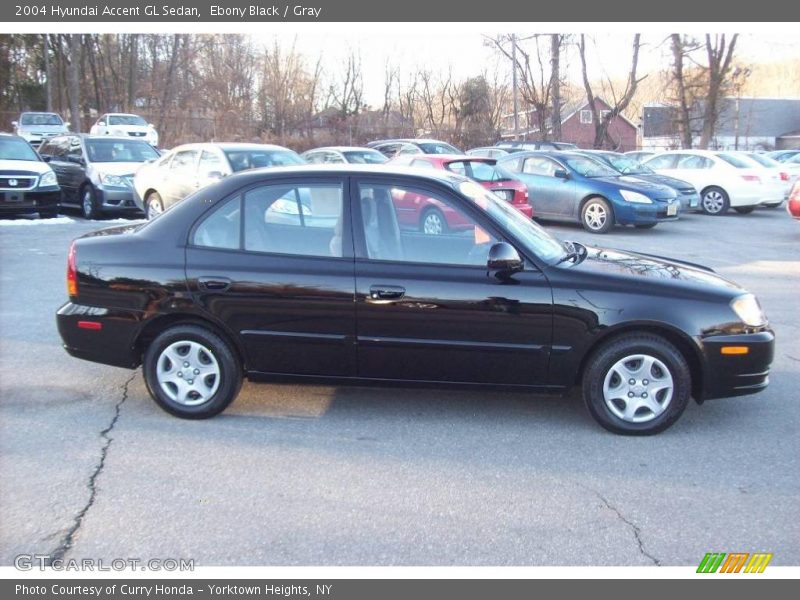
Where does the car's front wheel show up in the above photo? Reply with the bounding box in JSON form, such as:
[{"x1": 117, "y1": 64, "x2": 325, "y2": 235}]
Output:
[
  {"x1": 582, "y1": 333, "x2": 691, "y2": 435},
  {"x1": 700, "y1": 186, "x2": 730, "y2": 215},
  {"x1": 143, "y1": 325, "x2": 242, "y2": 419},
  {"x1": 81, "y1": 185, "x2": 100, "y2": 220},
  {"x1": 145, "y1": 191, "x2": 165, "y2": 220},
  {"x1": 581, "y1": 197, "x2": 614, "y2": 233}
]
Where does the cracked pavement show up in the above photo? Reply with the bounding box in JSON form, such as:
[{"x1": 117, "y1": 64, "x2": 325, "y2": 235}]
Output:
[{"x1": 1, "y1": 209, "x2": 798, "y2": 566}]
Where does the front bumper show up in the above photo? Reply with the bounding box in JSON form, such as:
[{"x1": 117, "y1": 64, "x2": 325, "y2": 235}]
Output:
[
  {"x1": 699, "y1": 329, "x2": 775, "y2": 401},
  {"x1": 96, "y1": 187, "x2": 144, "y2": 214},
  {"x1": 678, "y1": 191, "x2": 700, "y2": 210},
  {"x1": 615, "y1": 199, "x2": 680, "y2": 225},
  {"x1": 0, "y1": 188, "x2": 60, "y2": 215}
]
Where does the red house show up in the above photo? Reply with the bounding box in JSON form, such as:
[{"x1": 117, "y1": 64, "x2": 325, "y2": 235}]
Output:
[{"x1": 501, "y1": 96, "x2": 639, "y2": 151}]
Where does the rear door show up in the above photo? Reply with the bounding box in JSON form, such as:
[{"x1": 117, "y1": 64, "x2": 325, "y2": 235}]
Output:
[
  {"x1": 185, "y1": 175, "x2": 356, "y2": 376},
  {"x1": 351, "y1": 177, "x2": 553, "y2": 386}
]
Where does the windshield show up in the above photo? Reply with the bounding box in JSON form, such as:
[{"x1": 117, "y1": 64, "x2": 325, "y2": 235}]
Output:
[
  {"x1": 457, "y1": 180, "x2": 566, "y2": 264},
  {"x1": 342, "y1": 150, "x2": 388, "y2": 164},
  {"x1": 0, "y1": 137, "x2": 40, "y2": 161},
  {"x1": 108, "y1": 115, "x2": 148, "y2": 126},
  {"x1": 224, "y1": 149, "x2": 304, "y2": 171},
  {"x1": 445, "y1": 160, "x2": 509, "y2": 182},
  {"x1": 20, "y1": 113, "x2": 63, "y2": 126},
  {"x1": 418, "y1": 142, "x2": 461, "y2": 154},
  {"x1": 86, "y1": 139, "x2": 160, "y2": 163},
  {"x1": 746, "y1": 153, "x2": 780, "y2": 168},
  {"x1": 603, "y1": 154, "x2": 651, "y2": 175},
  {"x1": 563, "y1": 155, "x2": 620, "y2": 178},
  {"x1": 717, "y1": 153, "x2": 756, "y2": 169}
]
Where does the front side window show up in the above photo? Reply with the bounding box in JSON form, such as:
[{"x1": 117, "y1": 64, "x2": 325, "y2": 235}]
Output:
[
  {"x1": 645, "y1": 154, "x2": 677, "y2": 170},
  {"x1": 243, "y1": 183, "x2": 344, "y2": 258},
  {"x1": 356, "y1": 182, "x2": 498, "y2": 266},
  {"x1": 522, "y1": 156, "x2": 561, "y2": 176},
  {"x1": 678, "y1": 155, "x2": 712, "y2": 170}
]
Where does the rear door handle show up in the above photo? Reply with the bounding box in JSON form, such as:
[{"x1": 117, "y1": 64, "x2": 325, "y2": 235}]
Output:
[
  {"x1": 368, "y1": 285, "x2": 405, "y2": 302},
  {"x1": 198, "y1": 276, "x2": 232, "y2": 292}
]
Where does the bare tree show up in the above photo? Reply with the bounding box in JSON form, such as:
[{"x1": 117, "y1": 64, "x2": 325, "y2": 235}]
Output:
[
  {"x1": 550, "y1": 34, "x2": 564, "y2": 139},
  {"x1": 64, "y1": 34, "x2": 82, "y2": 132},
  {"x1": 698, "y1": 34, "x2": 739, "y2": 148},
  {"x1": 578, "y1": 34, "x2": 645, "y2": 149},
  {"x1": 668, "y1": 34, "x2": 700, "y2": 148}
]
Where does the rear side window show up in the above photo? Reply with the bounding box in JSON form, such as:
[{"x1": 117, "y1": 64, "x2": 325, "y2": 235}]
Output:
[
  {"x1": 678, "y1": 155, "x2": 713, "y2": 170},
  {"x1": 193, "y1": 197, "x2": 241, "y2": 250},
  {"x1": 645, "y1": 154, "x2": 677, "y2": 169}
]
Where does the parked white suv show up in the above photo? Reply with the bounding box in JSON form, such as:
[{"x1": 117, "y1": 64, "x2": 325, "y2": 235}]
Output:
[
  {"x1": 90, "y1": 113, "x2": 158, "y2": 147},
  {"x1": 644, "y1": 150, "x2": 763, "y2": 215}
]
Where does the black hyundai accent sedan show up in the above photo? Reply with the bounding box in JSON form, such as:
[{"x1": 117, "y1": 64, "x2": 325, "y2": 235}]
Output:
[{"x1": 56, "y1": 165, "x2": 775, "y2": 435}]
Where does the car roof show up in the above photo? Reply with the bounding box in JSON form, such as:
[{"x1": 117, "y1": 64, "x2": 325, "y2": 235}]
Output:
[
  {"x1": 404, "y1": 154, "x2": 494, "y2": 163},
  {"x1": 304, "y1": 146, "x2": 380, "y2": 153},
  {"x1": 20, "y1": 111, "x2": 60, "y2": 116},
  {"x1": 371, "y1": 138, "x2": 453, "y2": 146},
  {"x1": 169, "y1": 142, "x2": 292, "y2": 152}
]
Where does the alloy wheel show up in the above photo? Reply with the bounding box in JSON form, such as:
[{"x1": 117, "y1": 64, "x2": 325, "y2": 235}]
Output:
[
  {"x1": 702, "y1": 190, "x2": 725, "y2": 214},
  {"x1": 584, "y1": 203, "x2": 607, "y2": 231},
  {"x1": 423, "y1": 212, "x2": 444, "y2": 235}
]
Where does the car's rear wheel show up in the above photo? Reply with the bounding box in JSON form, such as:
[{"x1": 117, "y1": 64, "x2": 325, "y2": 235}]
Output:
[
  {"x1": 420, "y1": 207, "x2": 447, "y2": 235},
  {"x1": 143, "y1": 325, "x2": 242, "y2": 419},
  {"x1": 700, "y1": 187, "x2": 730, "y2": 215},
  {"x1": 582, "y1": 333, "x2": 691, "y2": 435},
  {"x1": 145, "y1": 191, "x2": 164, "y2": 220},
  {"x1": 581, "y1": 197, "x2": 614, "y2": 233},
  {"x1": 734, "y1": 206, "x2": 756, "y2": 214},
  {"x1": 81, "y1": 185, "x2": 100, "y2": 220}
]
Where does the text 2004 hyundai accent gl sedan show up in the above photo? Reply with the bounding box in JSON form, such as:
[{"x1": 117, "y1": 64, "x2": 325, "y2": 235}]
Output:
[{"x1": 56, "y1": 165, "x2": 774, "y2": 435}]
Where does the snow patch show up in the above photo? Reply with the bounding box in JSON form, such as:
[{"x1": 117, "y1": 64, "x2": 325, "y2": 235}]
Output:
[{"x1": 0, "y1": 216, "x2": 76, "y2": 226}]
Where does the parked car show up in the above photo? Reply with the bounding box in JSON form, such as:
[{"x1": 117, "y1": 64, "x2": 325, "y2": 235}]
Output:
[
  {"x1": 467, "y1": 147, "x2": 511, "y2": 159},
  {"x1": 38, "y1": 134, "x2": 160, "y2": 219},
  {"x1": 643, "y1": 150, "x2": 764, "y2": 215},
  {"x1": 766, "y1": 150, "x2": 800, "y2": 163},
  {"x1": 731, "y1": 152, "x2": 794, "y2": 208},
  {"x1": 12, "y1": 112, "x2": 70, "y2": 147},
  {"x1": 498, "y1": 151, "x2": 680, "y2": 233},
  {"x1": 367, "y1": 139, "x2": 461, "y2": 158},
  {"x1": 624, "y1": 150, "x2": 657, "y2": 163},
  {"x1": 0, "y1": 133, "x2": 60, "y2": 218},
  {"x1": 788, "y1": 181, "x2": 800, "y2": 221},
  {"x1": 390, "y1": 153, "x2": 532, "y2": 219},
  {"x1": 90, "y1": 113, "x2": 158, "y2": 147},
  {"x1": 573, "y1": 149, "x2": 700, "y2": 210},
  {"x1": 56, "y1": 164, "x2": 774, "y2": 435},
  {"x1": 133, "y1": 143, "x2": 304, "y2": 218},
  {"x1": 302, "y1": 146, "x2": 388, "y2": 164},
  {"x1": 495, "y1": 140, "x2": 578, "y2": 153}
]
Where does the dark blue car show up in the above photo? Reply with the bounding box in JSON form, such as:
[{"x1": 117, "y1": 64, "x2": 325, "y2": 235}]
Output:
[
  {"x1": 573, "y1": 149, "x2": 700, "y2": 211},
  {"x1": 498, "y1": 151, "x2": 681, "y2": 233}
]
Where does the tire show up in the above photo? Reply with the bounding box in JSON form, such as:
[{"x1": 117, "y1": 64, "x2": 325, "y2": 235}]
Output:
[
  {"x1": 635, "y1": 223, "x2": 657, "y2": 229},
  {"x1": 581, "y1": 197, "x2": 614, "y2": 234},
  {"x1": 420, "y1": 207, "x2": 447, "y2": 235},
  {"x1": 143, "y1": 325, "x2": 242, "y2": 419},
  {"x1": 700, "y1": 186, "x2": 730, "y2": 215},
  {"x1": 582, "y1": 333, "x2": 691, "y2": 435},
  {"x1": 734, "y1": 206, "x2": 756, "y2": 214},
  {"x1": 145, "y1": 191, "x2": 165, "y2": 220},
  {"x1": 81, "y1": 185, "x2": 100, "y2": 220}
]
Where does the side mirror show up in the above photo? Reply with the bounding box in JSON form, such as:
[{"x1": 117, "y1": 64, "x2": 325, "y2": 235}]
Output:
[
  {"x1": 64, "y1": 121, "x2": 71, "y2": 128},
  {"x1": 41, "y1": 155, "x2": 51, "y2": 162},
  {"x1": 11, "y1": 121, "x2": 18, "y2": 128},
  {"x1": 487, "y1": 242, "x2": 523, "y2": 277},
  {"x1": 554, "y1": 169, "x2": 570, "y2": 180}
]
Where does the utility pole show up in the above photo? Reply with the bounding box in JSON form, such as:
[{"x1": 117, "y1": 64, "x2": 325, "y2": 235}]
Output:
[{"x1": 511, "y1": 33, "x2": 519, "y2": 140}]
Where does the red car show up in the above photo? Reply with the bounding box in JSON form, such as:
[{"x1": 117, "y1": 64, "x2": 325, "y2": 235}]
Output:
[
  {"x1": 788, "y1": 181, "x2": 800, "y2": 220},
  {"x1": 390, "y1": 154, "x2": 533, "y2": 230}
]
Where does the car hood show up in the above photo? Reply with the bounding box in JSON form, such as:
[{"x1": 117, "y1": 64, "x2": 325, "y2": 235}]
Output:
[
  {"x1": 622, "y1": 173, "x2": 696, "y2": 191},
  {"x1": 563, "y1": 244, "x2": 743, "y2": 295},
  {"x1": 593, "y1": 175, "x2": 677, "y2": 197},
  {"x1": 90, "y1": 162, "x2": 148, "y2": 176},
  {"x1": 0, "y1": 159, "x2": 52, "y2": 175}
]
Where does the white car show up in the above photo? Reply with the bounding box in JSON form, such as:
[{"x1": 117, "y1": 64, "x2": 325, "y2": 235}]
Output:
[
  {"x1": 741, "y1": 152, "x2": 799, "y2": 206},
  {"x1": 12, "y1": 112, "x2": 70, "y2": 147},
  {"x1": 644, "y1": 150, "x2": 763, "y2": 215},
  {"x1": 90, "y1": 113, "x2": 158, "y2": 147}
]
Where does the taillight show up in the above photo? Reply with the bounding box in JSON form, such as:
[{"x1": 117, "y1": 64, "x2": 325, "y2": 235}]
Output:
[
  {"x1": 780, "y1": 172, "x2": 790, "y2": 182},
  {"x1": 742, "y1": 175, "x2": 761, "y2": 183},
  {"x1": 67, "y1": 242, "x2": 77, "y2": 297}
]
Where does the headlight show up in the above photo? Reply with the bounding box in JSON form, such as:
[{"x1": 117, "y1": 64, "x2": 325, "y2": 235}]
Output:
[
  {"x1": 620, "y1": 190, "x2": 653, "y2": 204},
  {"x1": 99, "y1": 173, "x2": 129, "y2": 188},
  {"x1": 38, "y1": 170, "x2": 58, "y2": 188},
  {"x1": 730, "y1": 294, "x2": 767, "y2": 327}
]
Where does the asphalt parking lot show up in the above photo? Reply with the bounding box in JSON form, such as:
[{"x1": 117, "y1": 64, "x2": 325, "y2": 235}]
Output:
[{"x1": 0, "y1": 208, "x2": 798, "y2": 567}]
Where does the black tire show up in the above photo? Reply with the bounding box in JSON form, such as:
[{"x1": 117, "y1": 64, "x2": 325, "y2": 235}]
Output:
[
  {"x1": 420, "y1": 206, "x2": 448, "y2": 235},
  {"x1": 81, "y1": 184, "x2": 100, "y2": 220},
  {"x1": 635, "y1": 223, "x2": 657, "y2": 229},
  {"x1": 700, "y1": 186, "x2": 730, "y2": 215},
  {"x1": 734, "y1": 206, "x2": 756, "y2": 214},
  {"x1": 581, "y1": 197, "x2": 614, "y2": 234},
  {"x1": 582, "y1": 333, "x2": 691, "y2": 435},
  {"x1": 143, "y1": 324, "x2": 242, "y2": 419},
  {"x1": 145, "y1": 191, "x2": 165, "y2": 220}
]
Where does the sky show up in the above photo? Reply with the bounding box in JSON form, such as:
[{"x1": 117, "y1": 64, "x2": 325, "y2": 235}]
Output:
[{"x1": 264, "y1": 31, "x2": 800, "y2": 107}]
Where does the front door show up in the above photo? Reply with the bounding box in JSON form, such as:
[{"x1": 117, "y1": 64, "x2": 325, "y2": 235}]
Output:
[
  {"x1": 351, "y1": 178, "x2": 553, "y2": 387},
  {"x1": 185, "y1": 176, "x2": 356, "y2": 376},
  {"x1": 517, "y1": 155, "x2": 577, "y2": 218}
]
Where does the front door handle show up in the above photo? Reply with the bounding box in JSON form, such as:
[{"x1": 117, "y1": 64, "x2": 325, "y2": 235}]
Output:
[
  {"x1": 198, "y1": 276, "x2": 232, "y2": 292},
  {"x1": 368, "y1": 285, "x2": 405, "y2": 302}
]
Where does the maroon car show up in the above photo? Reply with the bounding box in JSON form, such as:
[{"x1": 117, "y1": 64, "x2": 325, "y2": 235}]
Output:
[{"x1": 390, "y1": 154, "x2": 533, "y2": 232}]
